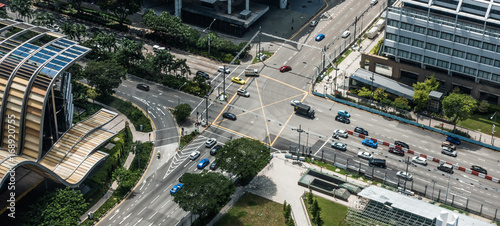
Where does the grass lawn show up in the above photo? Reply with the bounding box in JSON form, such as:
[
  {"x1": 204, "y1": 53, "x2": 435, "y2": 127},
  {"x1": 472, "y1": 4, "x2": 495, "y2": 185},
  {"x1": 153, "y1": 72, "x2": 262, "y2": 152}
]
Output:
[
  {"x1": 457, "y1": 112, "x2": 500, "y2": 137},
  {"x1": 304, "y1": 194, "x2": 348, "y2": 226},
  {"x1": 216, "y1": 192, "x2": 286, "y2": 226}
]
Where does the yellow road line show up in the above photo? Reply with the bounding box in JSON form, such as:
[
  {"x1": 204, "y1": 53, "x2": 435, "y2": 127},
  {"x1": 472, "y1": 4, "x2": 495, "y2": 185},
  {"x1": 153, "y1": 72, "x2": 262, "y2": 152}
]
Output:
[
  {"x1": 254, "y1": 79, "x2": 271, "y2": 145},
  {"x1": 236, "y1": 93, "x2": 305, "y2": 117},
  {"x1": 272, "y1": 92, "x2": 309, "y2": 146},
  {"x1": 260, "y1": 74, "x2": 308, "y2": 92},
  {"x1": 212, "y1": 78, "x2": 252, "y2": 125},
  {"x1": 290, "y1": 0, "x2": 330, "y2": 40}
]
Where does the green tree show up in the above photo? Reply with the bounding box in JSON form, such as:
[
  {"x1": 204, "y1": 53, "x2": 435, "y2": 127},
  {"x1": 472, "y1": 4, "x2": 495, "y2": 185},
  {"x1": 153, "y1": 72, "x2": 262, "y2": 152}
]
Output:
[
  {"x1": 173, "y1": 172, "x2": 235, "y2": 218},
  {"x1": 112, "y1": 167, "x2": 139, "y2": 191},
  {"x1": 287, "y1": 218, "x2": 295, "y2": 226},
  {"x1": 393, "y1": 97, "x2": 410, "y2": 111},
  {"x1": 68, "y1": 0, "x2": 83, "y2": 14},
  {"x1": 142, "y1": 10, "x2": 200, "y2": 47},
  {"x1": 84, "y1": 60, "x2": 127, "y2": 97},
  {"x1": 98, "y1": 0, "x2": 142, "y2": 26},
  {"x1": 153, "y1": 49, "x2": 175, "y2": 75},
  {"x1": 357, "y1": 87, "x2": 371, "y2": 98},
  {"x1": 215, "y1": 137, "x2": 270, "y2": 185},
  {"x1": 412, "y1": 75, "x2": 439, "y2": 111},
  {"x1": 9, "y1": 0, "x2": 34, "y2": 22},
  {"x1": 314, "y1": 209, "x2": 323, "y2": 225},
  {"x1": 32, "y1": 11, "x2": 55, "y2": 27},
  {"x1": 61, "y1": 23, "x2": 87, "y2": 42},
  {"x1": 115, "y1": 39, "x2": 145, "y2": 67},
  {"x1": 283, "y1": 200, "x2": 287, "y2": 211},
  {"x1": 373, "y1": 87, "x2": 388, "y2": 101},
  {"x1": 478, "y1": 100, "x2": 489, "y2": 113},
  {"x1": 23, "y1": 187, "x2": 87, "y2": 226},
  {"x1": 442, "y1": 93, "x2": 477, "y2": 132},
  {"x1": 173, "y1": 103, "x2": 192, "y2": 124},
  {"x1": 311, "y1": 199, "x2": 320, "y2": 218},
  {"x1": 307, "y1": 189, "x2": 314, "y2": 205}
]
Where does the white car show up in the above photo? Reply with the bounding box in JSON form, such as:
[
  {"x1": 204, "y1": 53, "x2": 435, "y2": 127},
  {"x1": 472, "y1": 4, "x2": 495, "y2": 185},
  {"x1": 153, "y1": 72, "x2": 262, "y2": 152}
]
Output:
[
  {"x1": 396, "y1": 171, "x2": 413, "y2": 181},
  {"x1": 342, "y1": 30, "x2": 351, "y2": 38},
  {"x1": 441, "y1": 146, "x2": 457, "y2": 157},
  {"x1": 412, "y1": 156, "x2": 427, "y2": 166},
  {"x1": 291, "y1": 100, "x2": 301, "y2": 106},
  {"x1": 218, "y1": 66, "x2": 230, "y2": 74},
  {"x1": 237, "y1": 89, "x2": 250, "y2": 97},
  {"x1": 333, "y1": 129, "x2": 348, "y2": 138},
  {"x1": 357, "y1": 151, "x2": 373, "y2": 160},
  {"x1": 205, "y1": 138, "x2": 217, "y2": 148},
  {"x1": 189, "y1": 151, "x2": 200, "y2": 160},
  {"x1": 370, "y1": 0, "x2": 378, "y2": 5}
]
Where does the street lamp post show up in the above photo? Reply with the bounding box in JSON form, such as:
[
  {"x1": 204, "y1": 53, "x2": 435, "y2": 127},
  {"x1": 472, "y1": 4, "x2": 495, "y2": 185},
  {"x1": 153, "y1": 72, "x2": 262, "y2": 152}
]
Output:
[
  {"x1": 343, "y1": 74, "x2": 348, "y2": 97},
  {"x1": 431, "y1": 180, "x2": 437, "y2": 202},
  {"x1": 334, "y1": 65, "x2": 339, "y2": 93},
  {"x1": 490, "y1": 112, "x2": 497, "y2": 145},
  {"x1": 370, "y1": 71, "x2": 375, "y2": 102},
  {"x1": 203, "y1": 19, "x2": 217, "y2": 56},
  {"x1": 292, "y1": 125, "x2": 305, "y2": 156},
  {"x1": 306, "y1": 130, "x2": 309, "y2": 156},
  {"x1": 445, "y1": 172, "x2": 452, "y2": 205},
  {"x1": 178, "y1": 82, "x2": 187, "y2": 105}
]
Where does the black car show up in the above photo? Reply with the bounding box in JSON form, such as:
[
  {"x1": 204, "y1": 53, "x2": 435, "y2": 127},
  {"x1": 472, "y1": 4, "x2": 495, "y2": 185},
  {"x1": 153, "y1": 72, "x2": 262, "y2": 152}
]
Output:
[
  {"x1": 354, "y1": 127, "x2": 369, "y2": 136},
  {"x1": 222, "y1": 112, "x2": 237, "y2": 120},
  {"x1": 394, "y1": 141, "x2": 409, "y2": 149},
  {"x1": 388, "y1": 147, "x2": 404, "y2": 156},
  {"x1": 335, "y1": 115, "x2": 350, "y2": 124},
  {"x1": 210, "y1": 145, "x2": 222, "y2": 156},
  {"x1": 471, "y1": 165, "x2": 487, "y2": 175},
  {"x1": 196, "y1": 71, "x2": 210, "y2": 80},
  {"x1": 210, "y1": 162, "x2": 217, "y2": 170},
  {"x1": 136, "y1": 84, "x2": 150, "y2": 91},
  {"x1": 438, "y1": 163, "x2": 454, "y2": 174}
]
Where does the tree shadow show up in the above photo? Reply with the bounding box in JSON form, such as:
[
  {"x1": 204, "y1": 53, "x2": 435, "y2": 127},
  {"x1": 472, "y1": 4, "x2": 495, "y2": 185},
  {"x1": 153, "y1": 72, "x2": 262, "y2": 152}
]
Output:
[{"x1": 245, "y1": 175, "x2": 278, "y2": 201}]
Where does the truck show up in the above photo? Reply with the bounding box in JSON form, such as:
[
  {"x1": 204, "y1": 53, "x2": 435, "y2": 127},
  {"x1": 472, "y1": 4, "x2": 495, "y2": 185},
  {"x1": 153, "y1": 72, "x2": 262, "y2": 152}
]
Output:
[
  {"x1": 367, "y1": 27, "x2": 378, "y2": 39},
  {"x1": 294, "y1": 103, "x2": 315, "y2": 118},
  {"x1": 245, "y1": 68, "x2": 259, "y2": 76}
]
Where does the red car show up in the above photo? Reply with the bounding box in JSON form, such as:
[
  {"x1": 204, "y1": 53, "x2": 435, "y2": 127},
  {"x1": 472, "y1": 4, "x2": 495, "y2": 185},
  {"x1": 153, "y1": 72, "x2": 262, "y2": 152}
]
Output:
[
  {"x1": 388, "y1": 147, "x2": 404, "y2": 156},
  {"x1": 280, "y1": 66, "x2": 292, "y2": 72}
]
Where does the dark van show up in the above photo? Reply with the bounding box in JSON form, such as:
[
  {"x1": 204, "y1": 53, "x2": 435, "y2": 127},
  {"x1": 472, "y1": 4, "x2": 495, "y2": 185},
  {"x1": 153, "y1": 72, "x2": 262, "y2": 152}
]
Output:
[{"x1": 369, "y1": 158, "x2": 387, "y2": 168}]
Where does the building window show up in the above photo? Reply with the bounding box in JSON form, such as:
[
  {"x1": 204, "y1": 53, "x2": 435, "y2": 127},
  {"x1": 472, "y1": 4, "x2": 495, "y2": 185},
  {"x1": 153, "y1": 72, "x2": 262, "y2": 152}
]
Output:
[
  {"x1": 410, "y1": 53, "x2": 422, "y2": 61},
  {"x1": 464, "y1": 66, "x2": 476, "y2": 75},
  {"x1": 401, "y1": 22, "x2": 413, "y2": 31},
  {"x1": 495, "y1": 60, "x2": 500, "y2": 68},
  {"x1": 387, "y1": 19, "x2": 399, "y2": 27},
  {"x1": 398, "y1": 50, "x2": 409, "y2": 58},
  {"x1": 478, "y1": 70, "x2": 490, "y2": 79},
  {"x1": 468, "y1": 39, "x2": 481, "y2": 48},
  {"x1": 424, "y1": 56, "x2": 436, "y2": 65},
  {"x1": 466, "y1": 53, "x2": 479, "y2": 62},
  {"x1": 413, "y1": 25, "x2": 426, "y2": 34},
  {"x1": 386, "y1": 33, "x2": 397, "y2": 41},
  {"x1": 425, "y1": 43, "x2": 438, "y2": 51},
  {"x1": 480, "y1": 56, "x2": 494, "y2": 66},
  {"x1": 492, "y1": 74, "x2": 500, "y2": 81},
  {"x1": 385, "y1": 46, "x2": 396, "y2": 55},
  {"x1": 412, "y1": 39, "x2": 424, "y2": 48},
  {"x1": 451, "y1": 63, "x2": 463, "y2": 71},
  {"x1": 427, "y1": 29, "x2": 440, "y2": 38},
  {"x1": 440, "y1": 32, "x2": 453, "y2": 41},
  {"x1": 452, "y1": 49, "x2": 465, "y2": 58},
  {"x1": 399, "y1": 36, "x2": 411, "y2": 45},
  {"x1": 482, "y1": 42, "x2": 496, "y2": 52},
  {"x1": 437, "y1": 60, "x2": 449, "y2": 68},
  {"x1": 438, "y1": 46, "x2": 451, "y2": 55},
  {"x1": 454, "y1": 35, "x2": 467, "y2": 44}
]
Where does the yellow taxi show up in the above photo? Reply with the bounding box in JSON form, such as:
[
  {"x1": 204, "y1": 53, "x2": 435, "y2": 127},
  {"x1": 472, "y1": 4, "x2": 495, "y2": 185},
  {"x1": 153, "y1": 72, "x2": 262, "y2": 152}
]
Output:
[{"x1": 231, "y1": 77, "x2": 245, "y2": 85}]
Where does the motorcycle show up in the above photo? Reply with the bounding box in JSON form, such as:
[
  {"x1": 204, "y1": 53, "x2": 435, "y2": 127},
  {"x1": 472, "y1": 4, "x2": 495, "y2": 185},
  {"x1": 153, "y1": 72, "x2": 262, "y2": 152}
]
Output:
[{"x1": 157, "y1": 152, "x2": 161, "y2": 159}]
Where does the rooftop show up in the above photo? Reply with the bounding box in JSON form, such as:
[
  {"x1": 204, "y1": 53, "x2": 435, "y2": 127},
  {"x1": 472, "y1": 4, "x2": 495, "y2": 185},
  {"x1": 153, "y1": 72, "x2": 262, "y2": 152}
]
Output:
[{"x1": 350, "y1": 68, "x2": 415, "y2": 100}]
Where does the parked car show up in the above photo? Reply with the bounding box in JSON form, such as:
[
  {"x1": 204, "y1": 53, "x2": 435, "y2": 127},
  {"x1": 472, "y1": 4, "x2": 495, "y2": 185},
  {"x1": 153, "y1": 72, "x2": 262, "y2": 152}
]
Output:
[
  {"x1": 370, "y1": 0, "x2": 378, "y2": 5},
  {"x1": 210, "y1": 145, "x2": 222, "y2": 156},
  {"x1": 170, "y1": 183, "x2": 183, "y2": 195},
  {"x1": 280, "y1": 66, "x2": 292, "y2": 72},
  {"x1": 362, "y1": 139, "x2": 378, "y2": 148},
  {"x1": 357, "y1": 151, "x2": 373, "y2": 160},
  {"x1": 354, "y1": 127, "x2": 368, "y2": 136},
  {"x1": 394, "y1": 141, "x2": 409, "y2": 149},
  {"x1": 189, "y1": 151, "x2": 200, "y2": 160},
  {"x1": 237, "y1": 88, "x2": 250, "y2": 97},
  {"x1": 438, "y1": 163, "x2": 454, "y2": 174},
  {"x1": 222, "y1": 112, "x2": 237, "y2": 120},
  {"x1": 396, "y1": 171, "x2": 413, "y2": 181},
  {"x1": 136, "y1": 84, "x2": 150, "y2": 91},
  {"x1": 441, "y1": 141, "x2": 456, "y2": 150},
  {"x1": 310, "y1": 20, "x2": 318, "y2": 27},
  {"x1": 412, "y1": 156, "x2": 427, "y2": 166},
  {"x1": 197, "y1": 159, "x2": 210, "y2": 169},
  {"x1": 446, "y1": 136, "x2": 461, "y2": 145},
  {"x1": 231, "y1": 77, "x2": 245, "y2": 85},
  {"x1": 218, "y1": 66, "x2": 230, "y2": 74},
  {"x1": 335, "y1": 115, "x2": 350, "y2": 124},
  {"x1": 333, "y1": 129, "x2": 348, "y2": 138},
  {"x1": 315, "y1": 34, "x2": 325, "y2": 41},
  {"x1": 342, "y1": 30, "x2": 351, "y2": 38},
  {"x1": 441, "y1": 146, "x2": 457, "y2": 157},
  {"x1": 210, "y1": 162, "x2": 217, "y2": 170},
  {"x1": 471, "y1": 165, "x2": 487, "y2": 174},
  {"x1": 291, "y1": 100, "x2": 301, "y2": 106},
  {"x1": 205, "y1": 138, "x2": 217, "y2": 148},
  {"x1": 196, "y1": 71, "x2": 210, "y2": 80},
  {"x1": 338, "y1": 110, "x2": 350, "y2": 118},
  {"x1": 331, "y1": 142, "x2": 347, "y2": 151},
  {"x1": 388, "y1": 147, "x2": 404, "y2": 156}
]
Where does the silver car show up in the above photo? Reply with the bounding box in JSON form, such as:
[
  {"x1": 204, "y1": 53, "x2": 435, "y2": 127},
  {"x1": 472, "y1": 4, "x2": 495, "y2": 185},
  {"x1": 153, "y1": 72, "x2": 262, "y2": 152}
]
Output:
[
  {"x1": 333, "y1": 129, "x2": 348, "y2": 138},
  {"x1": 396, "y1": 171, "x2": 413, "y2": 181},
  {"x1": 342, "y1": 30, "x2": 351, "y2": 38},
  {"x1": 189, "y1": 151, "x2": 200, "y2": 160},
  {"x1": 310, "y1": 20, "x2": 318, "y2": 27},
  {"x1": 412, "y1": 156, "x2": 427, "y2": 166},
  {"x1": 237, "y1": 89, "x2": 250, "y2": 97},
  {"x1": 357, "y1": 151, "x2": 373, "y2": 160}
]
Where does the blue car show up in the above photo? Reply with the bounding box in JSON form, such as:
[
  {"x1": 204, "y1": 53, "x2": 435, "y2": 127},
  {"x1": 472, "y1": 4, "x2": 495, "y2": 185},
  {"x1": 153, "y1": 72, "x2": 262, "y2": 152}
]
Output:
[
  {"x1": 170, "y1": 183, "x2": 183, "y2": 195},
  {"x1": 197, "y1": 158, "x2": 210, "y2": 169},
  {"x1": 315, "y1": 34, "x2": 325, "y2": 41},
  {"x1": 338, "y1": 110, "x2": 350, "y2": 118},
  {"x1": 446, "y1": 136, "x2": 461, "y2": 145},
  {"x1": 362, "y1": 139, "x2": 378, "y2": 148}
]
